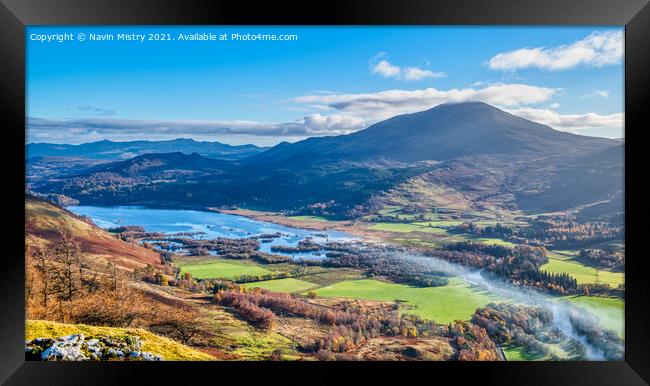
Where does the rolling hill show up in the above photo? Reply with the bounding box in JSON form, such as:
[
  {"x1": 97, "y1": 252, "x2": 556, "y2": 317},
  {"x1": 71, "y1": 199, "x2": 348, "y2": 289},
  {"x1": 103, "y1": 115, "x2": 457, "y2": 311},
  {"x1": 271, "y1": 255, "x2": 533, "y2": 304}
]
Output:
[
  {"x1": 25, "y1": 195, "x2": 163, "y2": 269},
  {"x1": 78, "y1": 151, "x2": 231, "y2": 177},
  {"x1": 26, "y1": 139, "x2": 266, "y2": 189}
]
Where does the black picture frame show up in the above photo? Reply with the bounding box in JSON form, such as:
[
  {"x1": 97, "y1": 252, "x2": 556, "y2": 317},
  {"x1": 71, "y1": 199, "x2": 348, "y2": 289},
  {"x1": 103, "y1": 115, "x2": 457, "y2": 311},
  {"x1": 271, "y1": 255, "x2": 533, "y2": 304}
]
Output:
[{"x1": 1, "y1": 0, "x2": 648, "y2": 384}]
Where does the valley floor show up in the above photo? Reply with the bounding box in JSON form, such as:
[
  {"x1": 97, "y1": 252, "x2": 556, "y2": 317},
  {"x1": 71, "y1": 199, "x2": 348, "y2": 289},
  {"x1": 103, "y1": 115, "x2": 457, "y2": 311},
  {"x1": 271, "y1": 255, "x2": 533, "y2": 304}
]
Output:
[
  {"x1": 180, "y1": 209, "x2": 624, "y2": 352},
  {"x1": 26, "y1": 198, "x2": 624, "y2": 361},
  {"x1": 208, "y1": 207, "x2": 625, "y2": 341}
]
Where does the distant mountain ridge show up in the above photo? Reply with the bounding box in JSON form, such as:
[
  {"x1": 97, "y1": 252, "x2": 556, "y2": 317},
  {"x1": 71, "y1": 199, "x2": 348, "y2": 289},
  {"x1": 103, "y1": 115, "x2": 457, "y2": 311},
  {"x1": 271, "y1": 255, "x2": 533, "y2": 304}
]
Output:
[
  {"x1": 27, "y1": 138, "x2": 267, "y2": 161},
  {"x1": 81, "y1": 151, "x2": 230, "y2": 177},
  {"x1": 31, "y1": 102, "x2": 624, "y2": 218}
]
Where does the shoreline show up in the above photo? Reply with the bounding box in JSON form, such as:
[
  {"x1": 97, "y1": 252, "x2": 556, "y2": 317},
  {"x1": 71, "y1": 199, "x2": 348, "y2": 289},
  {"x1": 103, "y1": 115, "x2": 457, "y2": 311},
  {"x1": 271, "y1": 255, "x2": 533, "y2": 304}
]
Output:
[{"x1": 214, "y1": 208, "x2": 389, "y2": 243}]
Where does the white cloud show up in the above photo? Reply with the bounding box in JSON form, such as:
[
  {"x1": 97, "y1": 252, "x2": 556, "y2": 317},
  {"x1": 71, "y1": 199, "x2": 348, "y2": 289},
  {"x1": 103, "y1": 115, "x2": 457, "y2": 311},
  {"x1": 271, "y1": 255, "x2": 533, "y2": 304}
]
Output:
[
  {"x1": 582, "y1": 90, "x2": 610, "y2": 98},
  {"x1": 371, "y1": 60, "x2": 401, "y2": 78},
  {"x1": 595, "y1": 90, "x2": 610, "y2": 98},
  {"x1": 297, "y1": 114, "x2": 366, "y2": 134},
  {"x1": 403, "y1": 67, "x2": 446, "y2": 81},
  {"x1": 488, "y1": 30, "x2": 623, "y2": 71},
  {"x1": 291, "y1": 84, "x2": 621, "y2": 136},
  {"x1": 27, "y1": 113, "x2": 367, "y2": 144},
  {"x1": 293, "y1": 83, "x2": 558, "y2": 121},
  {"x1": 505, "y1": 107, "x2": 623, "y2": 133},
  {"x1": 31, "y1": 82, "x2": 622, "y2": 145},
  {"x1": 370, "y1": 58, "x2": 445, "y2": 81}
]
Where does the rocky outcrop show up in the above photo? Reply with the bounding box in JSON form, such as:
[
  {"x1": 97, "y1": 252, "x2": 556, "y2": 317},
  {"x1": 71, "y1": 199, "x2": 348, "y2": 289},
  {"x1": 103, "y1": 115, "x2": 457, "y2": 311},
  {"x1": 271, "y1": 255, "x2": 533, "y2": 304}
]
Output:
[{"x1": 25, "y1": 334, "x2": 164, "y2": 361}]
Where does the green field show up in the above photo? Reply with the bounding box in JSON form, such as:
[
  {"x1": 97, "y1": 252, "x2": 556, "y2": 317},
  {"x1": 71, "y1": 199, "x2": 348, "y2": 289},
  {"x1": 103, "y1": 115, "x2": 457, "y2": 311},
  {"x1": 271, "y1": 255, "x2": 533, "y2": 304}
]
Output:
[
  {"x1": 473, "y1": 237, "x2": 517, "y2": 247},
  {"x1": 243, "y1": 278, "x2": 318, "y2": 293},
  {"x1": 389, "y1": 229, "x2": 517, "y2": 247},
  {"x1": 503, "y1": 346, "x2": 547, "y2": 361},
  {"x1": 427, "y1": 233, "x2": 516, "y2": 247},
  {"x1": 368, "y1": 222, "x2": 448, "y2": 234},
  {"x1": 474, "y1": 220, "x2": 526, "y2": 228},
  {"x1": 390, "y1": 237, "x2": 439, "y2": 248},
  {"x1": 369, "y1": 206, "x2": 521, "y2": 249},
  {"x1": 541, "y1": 253, "x2": 624, "y2": 287},
  {"x1": 311, "y1": 277, "x2": 504, "y2": 324},
  {"x1": 502, "y1": 343, "x2": 575, "y2": 361},
  {"x1": 178, "y1": 259, "x2": 271, "y2": 280},
  {"x1": 560, "y1": 295, "x2": 624, "y2": 337},
  {"x1": 412, "y1": 220, "x2": 465, "y2": 227}
]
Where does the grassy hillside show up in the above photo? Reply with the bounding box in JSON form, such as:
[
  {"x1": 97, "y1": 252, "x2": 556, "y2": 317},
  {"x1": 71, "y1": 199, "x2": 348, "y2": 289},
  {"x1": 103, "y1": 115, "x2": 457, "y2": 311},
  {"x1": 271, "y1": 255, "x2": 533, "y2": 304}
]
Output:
[
  {"x1": 25, "y1": 196, "x2": 162, "y2": 269},
  {"x1": 368, "y1": 222, "x2": 448, "y2": 234},
  {"x1": 26, "y1": 320, "x2": 214, "y2": 361}
]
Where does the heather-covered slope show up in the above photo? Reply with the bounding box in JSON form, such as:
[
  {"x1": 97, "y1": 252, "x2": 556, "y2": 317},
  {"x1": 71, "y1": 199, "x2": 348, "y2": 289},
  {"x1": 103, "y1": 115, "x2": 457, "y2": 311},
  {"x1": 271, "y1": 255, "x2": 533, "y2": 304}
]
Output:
[{"x1": 25, "y1": 195, "x2": 162, "y2": 269}]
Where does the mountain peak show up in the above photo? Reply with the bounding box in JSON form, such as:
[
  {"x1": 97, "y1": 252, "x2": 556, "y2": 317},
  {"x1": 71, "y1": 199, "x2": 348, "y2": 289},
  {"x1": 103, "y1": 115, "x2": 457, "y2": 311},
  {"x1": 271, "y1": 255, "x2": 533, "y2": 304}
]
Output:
[
  {"x1": 252, "y1": 102, "x2": 618, "y2": 164},
  {"x1": 396, "y1": 100, "x2": 505, "y2": 122},
  {"x1": 437, "y1": 100, "x2": 492, "y2": 108}
]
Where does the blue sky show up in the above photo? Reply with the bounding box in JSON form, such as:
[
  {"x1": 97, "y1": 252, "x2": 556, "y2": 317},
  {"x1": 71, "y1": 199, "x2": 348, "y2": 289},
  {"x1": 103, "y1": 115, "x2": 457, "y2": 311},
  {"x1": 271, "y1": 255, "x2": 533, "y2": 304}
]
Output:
[{"x1": 27, "y1": 26, "x2": 624, "y2": 145}]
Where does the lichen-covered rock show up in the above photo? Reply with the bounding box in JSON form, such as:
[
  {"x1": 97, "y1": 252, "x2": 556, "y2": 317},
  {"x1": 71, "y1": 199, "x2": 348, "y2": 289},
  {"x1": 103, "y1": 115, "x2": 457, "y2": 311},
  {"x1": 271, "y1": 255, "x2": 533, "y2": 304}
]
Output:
[
  {"x1": 25, "y1": 338, "x2": 55, "y2": 361},
  {"x1": 41, "y1": 334, "x2": 88, "y2": 361},
  {"x1": 130, "y1": 351, "x2": 163, "y2": 361},
  {"x1": 25, "y1": 334, "x2": 163, "y2": 361},
  {"x1": 85, "y1": 338, "x2": 103, "y2": 360}
]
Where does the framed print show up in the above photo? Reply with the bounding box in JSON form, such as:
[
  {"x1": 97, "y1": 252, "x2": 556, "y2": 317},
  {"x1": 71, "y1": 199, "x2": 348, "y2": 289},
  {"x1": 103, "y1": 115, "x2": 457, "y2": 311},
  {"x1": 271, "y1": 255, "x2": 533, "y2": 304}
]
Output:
[{"x1": 1, "y1": 0, "x2": 649, "y2": 384}]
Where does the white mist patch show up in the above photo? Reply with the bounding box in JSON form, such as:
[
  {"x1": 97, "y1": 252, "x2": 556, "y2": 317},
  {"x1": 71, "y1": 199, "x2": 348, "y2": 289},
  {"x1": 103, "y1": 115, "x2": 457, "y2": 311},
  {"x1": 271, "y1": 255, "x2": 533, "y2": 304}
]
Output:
[{"x1": 397, "y1": 252, "x2": 615, "y2": 360}]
